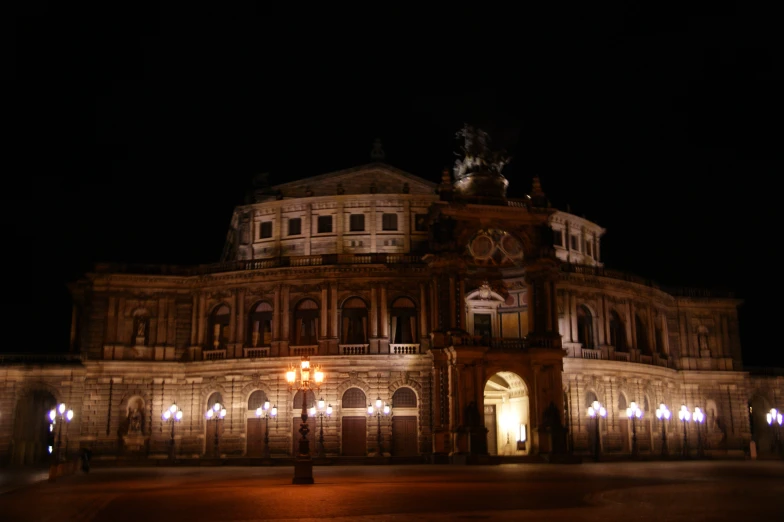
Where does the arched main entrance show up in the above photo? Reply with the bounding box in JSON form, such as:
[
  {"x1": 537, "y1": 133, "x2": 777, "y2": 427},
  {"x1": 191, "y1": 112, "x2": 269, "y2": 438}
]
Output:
[
  {"x1": 484, "y1": 371, "x2": 529, "y2": 456},
  {"x1": 12, "y1": 389, "x2": 57, "y2": 466}
]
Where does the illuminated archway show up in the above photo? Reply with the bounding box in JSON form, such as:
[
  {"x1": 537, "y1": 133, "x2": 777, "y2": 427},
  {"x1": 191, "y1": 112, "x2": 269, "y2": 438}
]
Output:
[{"x1": 484, "y1": 371, "x2": 529, "y2": 456}]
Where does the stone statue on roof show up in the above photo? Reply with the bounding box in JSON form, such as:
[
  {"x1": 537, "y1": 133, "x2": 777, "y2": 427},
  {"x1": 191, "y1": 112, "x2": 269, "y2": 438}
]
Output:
[{"x1": 453, "y1": 124, "x2": 511, "y2": 181}]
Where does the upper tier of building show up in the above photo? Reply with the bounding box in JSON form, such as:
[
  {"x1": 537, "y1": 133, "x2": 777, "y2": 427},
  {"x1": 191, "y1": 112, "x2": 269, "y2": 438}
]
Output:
[{"x1": 223, "y1": 162, "x2": 605, "y2": 267}]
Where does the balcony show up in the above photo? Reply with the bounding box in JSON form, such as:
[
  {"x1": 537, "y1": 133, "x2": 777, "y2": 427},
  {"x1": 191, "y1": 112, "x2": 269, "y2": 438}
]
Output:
[
  {"x1": 340, "y1": 344, "x2": 368, "y2": 355},
  {"x1": 290, "y1": 345, "x2": 317, "y2": 357},
  {"x1": 93, "y1": 253, "x2": 426, "y2": 277},
  {"x1": 203, "y1": 349, "x2": 227, "y2": 361},
  {"x1": 390, "y1": 343, "x2": 420, "y2": 354},
  {"x1": 243, "y1": 347, "x2": 270, "y2": 358}
]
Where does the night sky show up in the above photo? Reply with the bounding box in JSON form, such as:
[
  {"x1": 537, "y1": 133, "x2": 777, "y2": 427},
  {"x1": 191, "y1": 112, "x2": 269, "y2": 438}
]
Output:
[{"x1": 13, "y1": 7, "x2": 780, "y2": 367}]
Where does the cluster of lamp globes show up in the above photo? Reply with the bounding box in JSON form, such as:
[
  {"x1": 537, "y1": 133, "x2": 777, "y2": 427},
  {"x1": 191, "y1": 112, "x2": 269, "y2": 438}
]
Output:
[
  {"x1": 162, "y1": 404, "x2": 184, "y2": 422},
  {"x1": 47, "y1": 403, "x2": 74, "y2": 425},
  {"x1": 587, "y1": 401, "x2": 709, "y2": 423},
  {"x1": 768, "y1": 408, "x2": 783, "y2": 426}
]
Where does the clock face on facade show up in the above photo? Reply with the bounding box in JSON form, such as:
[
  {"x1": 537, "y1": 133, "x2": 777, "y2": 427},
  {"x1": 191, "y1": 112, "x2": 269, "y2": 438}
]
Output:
[{"x1": 468, "y1": 230, "x2": 524, "y2": 267}]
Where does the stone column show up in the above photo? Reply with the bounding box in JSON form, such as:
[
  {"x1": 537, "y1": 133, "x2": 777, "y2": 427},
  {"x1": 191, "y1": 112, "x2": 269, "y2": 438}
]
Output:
[
  {"x1": 190, "y1": 293, "x2": 199, "y2": 345},
  {"x1": 273, "y1": 285, "x2": 281, "y2": 340},
  {"x1": 197, "y1": 294, "x2": 206, "y2": 346},
  {"x1": 370, "y1": 285, "x2": 379, "y2": 338},
  {"x1": 419, "y1": 283, "x2": 428, "y2": 339},
  {"x1": 331, "y1": 283, "x2": 338, "y2": 340},
  {"x1": 282, "y1": 285, "x2": 290, "y2": 345},
  {"x1": 237, "y1": 289, "x2": 245, "y2": 346},
  {"x1": 569, "y1": 292, "x2": 578, "y2": 343},
  {"x1": 304, "y1": 203, "x2": 312, "y2": 256},
  {"x1": 448, "y1": 277, "x2": 456, "y2": 329},
  {"x1": 320, "y1": 286, "x2": 328, "y2": 338},
  {"x1": 380, "y1": 283, "x2": 388, "y2": 338}
]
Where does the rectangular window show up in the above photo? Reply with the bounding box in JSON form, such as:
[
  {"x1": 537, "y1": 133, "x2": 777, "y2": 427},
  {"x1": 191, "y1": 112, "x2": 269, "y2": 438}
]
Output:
[
  {"x1": 349, "y1": 214, "x2": 365, "y2": 232},
  {"x1": 260, "y1": 221, "x2": 272, "y2": 239},
  {"x1": 570, "y1": 235, "x2": 580, "y2": 251},
  {"x1": 586, "y1": 240, "x2": 593, "y2": 257},
  {"x1": 288, "y1": 218, "x2": 301, "y2": 236},
  {"x1": 382, "y1": 213, "x2": 398, "y2": 231},
  {"x1": 317, "y1": 215, "x2": 332, "y2": 233},
  {"x1": 552, "y1": 229, "x2": 563, "y2": 247},
  {"x1": 414, "y1": 213, "x2": 427, "y2": 232},
  {"x1": 474, "y1": 314, "x2": 492, "y2": 340}
]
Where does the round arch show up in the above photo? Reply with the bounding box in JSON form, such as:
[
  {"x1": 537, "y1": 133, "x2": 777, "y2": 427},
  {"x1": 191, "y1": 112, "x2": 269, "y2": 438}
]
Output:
[{"x1": 484, "y1": 370, "x2": 530, "y2": 456}]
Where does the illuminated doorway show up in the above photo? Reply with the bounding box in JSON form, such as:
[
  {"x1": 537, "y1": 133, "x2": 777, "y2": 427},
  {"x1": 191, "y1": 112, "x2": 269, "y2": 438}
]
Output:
[{"x1": 484, "y1": 371, "x2": 529, "y2": 455}]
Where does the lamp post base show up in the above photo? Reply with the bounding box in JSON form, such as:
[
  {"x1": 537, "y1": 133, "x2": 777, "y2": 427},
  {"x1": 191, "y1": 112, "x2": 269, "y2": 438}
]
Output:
[{"x1": 292, "y1": 457, "x2": 314, "y2": 484}]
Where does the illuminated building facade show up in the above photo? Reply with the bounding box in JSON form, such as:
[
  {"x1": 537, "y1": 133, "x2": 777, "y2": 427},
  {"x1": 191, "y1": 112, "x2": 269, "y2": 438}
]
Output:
[{"x1": 2, "y1": 131, "x2": 782, "y2": 465}]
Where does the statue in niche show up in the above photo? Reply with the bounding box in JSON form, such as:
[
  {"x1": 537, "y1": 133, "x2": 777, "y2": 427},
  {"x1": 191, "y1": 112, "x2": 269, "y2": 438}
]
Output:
[
  {"x1": 136, "y1": 317, "x2": 146, "y2": 337},
  {"x1": 127, "y1": 398, "x2": 144, "y2": 435}
]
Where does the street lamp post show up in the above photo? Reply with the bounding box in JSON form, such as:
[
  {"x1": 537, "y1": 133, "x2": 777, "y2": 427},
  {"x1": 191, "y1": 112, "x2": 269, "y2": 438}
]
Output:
[
  {"x1": 255, "y1": 401, "x2": 277, "y2": 459},
  {"x1": 205, "y1": 402, "x2": 227, "y2": 458},
  {"x1": 368, "y1": 397, "x2": 390, "y2": 457},
  {"x1": 162, "y1": 403, "x2": 183, "y2": 461},
  {"x1": 314, "y1": 398, "x2": 332, "y2": 458},
  {"x1": 693, "y1": 407, "x2": 705, "y2": 458},
  {"x1": 587, "y1": 400, "x2": 607, "y2": 462},
  {"x1": 626, "y1": 401, "x2": 643, "y2": 459},
  {"x1": 47, "y1": 403, "x2": 74, "y2": 463},
  {"x1": 766, "y1": 408, "x2": 783, "y2": 454},
  {"x1": 678, "y1": 405, "x2": 691, "y2": 458},
  {"x1": 286, "y1": 356, "x2": 324, "y2": 484},
  {"x1": 655, "y1": 403, "x2": 671, "y2": 458}
]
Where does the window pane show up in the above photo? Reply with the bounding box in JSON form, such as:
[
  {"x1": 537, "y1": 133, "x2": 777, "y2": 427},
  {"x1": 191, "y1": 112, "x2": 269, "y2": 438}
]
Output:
[
  {"x1": 414, "y1": 214, "x2": 427, "y2": 232},
  {"x1": 382, "y1": 213, "x2": 397, "y2": 231},
  {"x1": 289, "y1": 218, "x2": 301, "y2": 236},
  {"x1": 317, "y1": 215, "x2": 332, "y2": 233},
  {"x1": 350, "y1": 214, "x2": 365, "y2": 231},
  {"x1": 260, "y1": 221, "x2": 272, "y2": 238}
]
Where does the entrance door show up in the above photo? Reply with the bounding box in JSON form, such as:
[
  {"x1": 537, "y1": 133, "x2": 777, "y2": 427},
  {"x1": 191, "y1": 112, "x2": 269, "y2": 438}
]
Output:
[
  {"x1": 292, "y1": 416, "x2": 316, "y2": 456},
  {"x1": 484, "y1": 405, "x2": 498, "y2": 455},
  {"x1": 619, "y1": 418, "x2": 630, "y2": 453},
  {"x1": 247, "y1": 418, "x2": 265, "y2": 457},
  {"x1": 205, "y1": 421, "x2": 224, "y2": 457},
  {"x1": 392, "y1": 416, "x2": 417, "y2": 457},
  {"x1": 342, "y1": 417, "x2": 367, "y2": 456}
]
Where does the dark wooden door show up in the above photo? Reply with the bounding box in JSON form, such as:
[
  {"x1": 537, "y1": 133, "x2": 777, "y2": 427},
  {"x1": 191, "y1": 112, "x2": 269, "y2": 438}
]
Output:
[
  {"x1": 292, "y1": 416, "x2": 316, "y2": 456},
  {"x1": 205, "y1": 420, "x2": 224, "y2": 457},
  {"x1": 484, "y1": 405, "x2": 497, "y2": 455},
  {"x1": 342, "y1": 417, "x2": 367, "y2": 456},
  {"x1": 619, "y1": 418, "x2": 630, "y2": 453},
  {"x1": 392, "y1": 416, "x2": 418, "y2": 456},
  {"x1": 247, "y1": 418, "x2": 265, "y2": 457}
]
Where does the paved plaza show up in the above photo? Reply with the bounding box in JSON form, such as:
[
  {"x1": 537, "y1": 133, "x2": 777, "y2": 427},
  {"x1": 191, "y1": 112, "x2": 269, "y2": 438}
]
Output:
[{"x1": 1, "y1": 461, "x2": 782, "y2": 521}]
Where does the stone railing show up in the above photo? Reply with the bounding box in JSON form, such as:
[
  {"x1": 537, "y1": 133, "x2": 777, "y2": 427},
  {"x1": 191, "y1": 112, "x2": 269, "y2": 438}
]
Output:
[
  {"x1": 340, "y1": 344, "x2": 368, "y2": 355},
  {"x1": 390, "y1": 344, "x2": 419, "y2": 354},
  {"x1": 490, "y1": 338, "x2": 527, "y2": 350},
  {"x1": 93, "y1": 253, "x2": 426, "y2": 277},
  {"x1": 203, "y1": 349, "x2": 227, "y2": 361},
  {"x1": 243, "y1": 347, "x2": 270, "y2": 358},
  {"x1": 613, "y1": 351, "x2": 630, "y2": 362},
  {"x1": 0, "y1": 353, "x2": 85, "y2": 364},
  {"x1": 560, "y1": 263, "x2": 736, "y2": 298},
  {"x1": 581, "y1": 348, "x2": 602, "y2": 360},
  {"x1": 639, "y1": 354, "x2": 653, "y2": 365},
  {"x1": 290, "y1": 346, "x2": 317, "y2": 357}
]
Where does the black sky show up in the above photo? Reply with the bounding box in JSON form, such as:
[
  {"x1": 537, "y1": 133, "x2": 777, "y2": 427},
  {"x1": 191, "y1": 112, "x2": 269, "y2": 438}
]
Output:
[{"x1": 12, "y1": 5, "x2": 781, "y2": 366}]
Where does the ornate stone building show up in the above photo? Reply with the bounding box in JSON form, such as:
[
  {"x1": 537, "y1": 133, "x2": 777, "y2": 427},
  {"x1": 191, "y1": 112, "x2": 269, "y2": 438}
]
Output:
[{"x1": 2, "y1": 128, "x2": 782, "y2": 466}]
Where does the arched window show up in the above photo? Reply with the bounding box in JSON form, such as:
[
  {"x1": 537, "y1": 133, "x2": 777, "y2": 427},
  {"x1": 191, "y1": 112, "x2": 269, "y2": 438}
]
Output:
[
  {"x1": 585, "y1": 391, "x2": 598, "y2": 409},
  {"x1": 342, "y1": 388, "x2": 366, "y2": 408},
  {"x1": 618, "y1": 393, "x2": 627, "y2": 412},
  {"x1": 609, "y1": 311, "x2": 626, "y2": 352},
  {"x1": 293, "y1": 299, "x2": 319, "y2": 345},
  {"x1": 209, "y1": 305, "x2": 230, "y2": 349},
  {"x1": 342, "y1": 297, "x2": 368, "y2": 344},
  {"x1": 248, "y1": 390, "x2": 268, "y2": 410},
  {"x1": 248, "y1": 301, "x2": 273, "y2": 347},
  {"x1": 390, "y1": 297, "x2": 417, "y2": 344},
  {"x1": 577, "y1": 305, "x2": 594, "y2": 349},
  {"x1": 293, "y1": 390, "x2": 316, "y2": 410},
  {"x1": 207, "y1": 392, "x2": 223, "y2": 410},
  {"x1": 392, "y1": 387, "x2": 417, "y2": 408},
  {"x1": 635, "y1": 315, "x2": 650, "y2": 355},
  {"x1": 655, "y1": 323, "x2": 665, "y2": 355}
]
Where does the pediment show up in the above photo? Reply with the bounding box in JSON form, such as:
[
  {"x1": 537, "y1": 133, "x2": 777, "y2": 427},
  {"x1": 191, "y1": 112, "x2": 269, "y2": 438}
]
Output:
[{"x1": 272, "y1": 163, "x2": 438, "y2": 198}]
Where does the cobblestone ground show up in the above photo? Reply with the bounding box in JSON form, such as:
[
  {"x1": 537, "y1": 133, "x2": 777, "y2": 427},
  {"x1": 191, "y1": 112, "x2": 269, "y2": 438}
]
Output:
[{"x1": 1, "y1": 461, "x2": 782, "y2": 521}]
